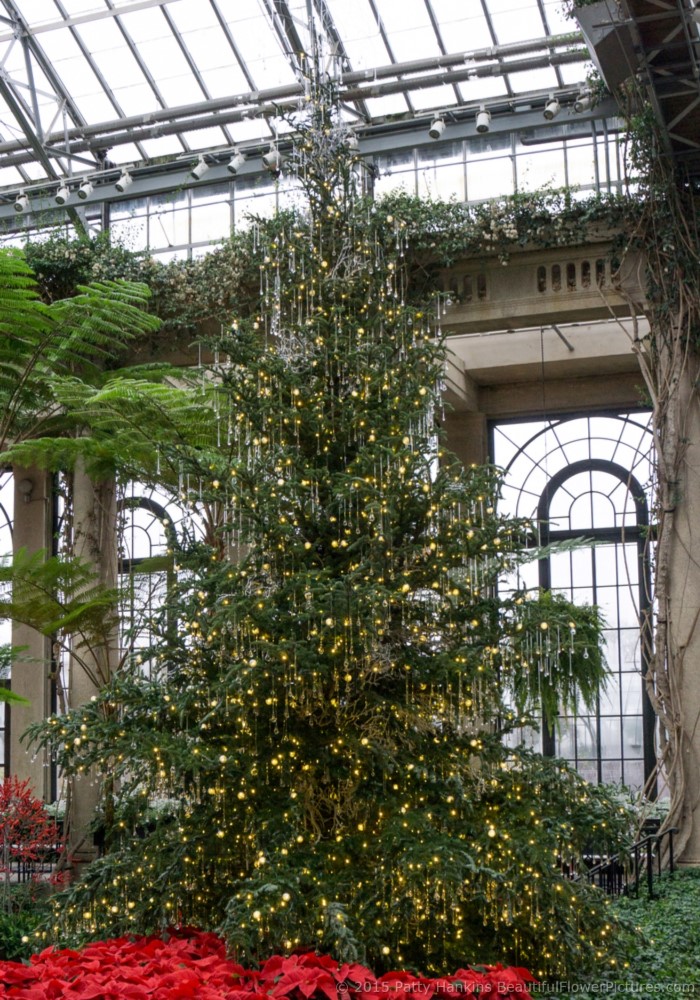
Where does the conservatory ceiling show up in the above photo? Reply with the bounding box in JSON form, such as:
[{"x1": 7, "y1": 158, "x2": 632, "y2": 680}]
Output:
[{"x1": 0, "y1": 0, "x2": 696, "y2": 213}]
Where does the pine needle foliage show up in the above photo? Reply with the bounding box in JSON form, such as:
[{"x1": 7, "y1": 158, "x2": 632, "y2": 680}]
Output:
[{"x1": 28, "y1": 93, "x2": 633, "y2": 977}]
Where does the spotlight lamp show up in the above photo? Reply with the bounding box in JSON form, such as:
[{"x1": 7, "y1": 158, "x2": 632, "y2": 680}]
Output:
[
  {"x1": 13, "y1": 192, "x2": 29, "y2": 213},
  {"x1": 190, "y1": 155, "x2": 210, "y2": 180},
  {"x1": 475, "y1": 106, "x2": 491, "y2": 134},
  {"x1": 428, "y1": 116, "x2": 445, "y2": 140},
  {"x1": 262, "y1": 146, "x2": 283, "y2": 173},
  {"x1": 574, "y1": 91, "x2": 592, "y2": 113},
  {"x1": 77, "y1": 178, "x2": 93, "y2": 200},
  {"x1": 226, "y1": 150, "x2": 246, "y2": 174},
  {"x1": 115, "y1": 170, "x2": 133, "y2": 193},
  {"x1": 54, "y1": 184, "x2": 70, "y2": 205},
  {"x1": 345, "y1": 130, "x2": 360, "y2": 152},
  {"x1": 543, "y1": 96, "x2": 560, "y2": 121}
]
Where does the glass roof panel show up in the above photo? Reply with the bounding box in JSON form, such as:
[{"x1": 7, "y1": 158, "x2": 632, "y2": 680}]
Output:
[
  {"x1": 132, "y1": 38, "x2": 199, "y2": 88},
  {"x1": 140, "y1": 135, "x2": 190, "y2": 158},
  {"x1": 168, "y1": 1, "x2": 220, "y2": 32},
  {"x1": 560, "y1": 62, "x2": 590, "y2": 85},
  {"x1": 492, "y1": 12, "x2": 548, "y2": 45},
  {"x1": 463, "y1": 77, "x2": 509, "y2": 102},
  {"x1": 72, "y1": 17, "x2": 128, "y2": 57},
  {"x1": 17, "y1": 0, "x2": 55, "y2": 25},
  {"x1": 171, "y1": 26, "x2": 244, "y2": 83},
  {"x1": 409, "y1": 85, "x2": 464, "y2": 113},
  {"x1": 422, "y1": 8, "x2": 494, "y2": 55},
  {"x1": 0, "y1": 166, "x2": 24, "y2": 186},
  {"x1": 109, "y1": 142, "x2": 145, "y2": 165},
  {"x1": 542, "y1": 1, "x2": 572, "y2": 33},
  {"x1": 374, "y1": 0, "x2": 433, "y2": 33},
  {"x1": 385, "y1": 28, "x2": 442, "y2": 64},
  {"x1": 117, "y1": 6, "x2": 173, "y2": 42},
  {"x1": 0, "y1": 0, "x2": 593, "y2": 194},
  {"x1": 364, "y1": 94, "x2": 416, "y2": 117},
  {"x1": 110, "y1": 82, "x2": 162, "y2": 117},
  {"x1": 324, "y1": 0, "x2": 392, "y2": 67},
  {"x1": 508, "y1": 66, "x2": 561, "y2": 91},
  {"x1": 58, "y1": 1, "x2": 107, "y2": 16}
]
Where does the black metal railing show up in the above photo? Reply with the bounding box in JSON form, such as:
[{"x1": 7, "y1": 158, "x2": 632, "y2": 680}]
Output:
[{"x1": 564, "y1": 825, "x2": 678, "y2": 899}]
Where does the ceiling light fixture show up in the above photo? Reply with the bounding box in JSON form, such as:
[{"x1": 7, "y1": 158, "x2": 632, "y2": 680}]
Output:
[
  {"x1": 13, "y1": 192, "x2": 29, "y2": 213},
  {"x1": 262, "y1": 146, "x2": 283, "y2": 173},
  {"x1": 475, "y1": 106, "x2": 491, "y2": 134},
  {"x1": 226, "y1": 150, "x2": 246, "y2": 174},
  {"x1": 543, "y1": 96, "x2": 560, "y2": 121},
  {"x1": 190, "y1": 155, "x2": 210, "y2": 180},
  {"x1": 428, "y1": 116, "x2": 445, "y2": 140},
  {"x1": 77, "y1": 178, "x2": 93, "y2": 200},
  {"x1": 54, "y1": 184, "x2": 70, "y2": 205},
  {"x1": 115, "y1": 170, "x2": 133, "y2": 193},
  {"x1": 574, "y1": 91, "x2": 592, "y2": 113}
]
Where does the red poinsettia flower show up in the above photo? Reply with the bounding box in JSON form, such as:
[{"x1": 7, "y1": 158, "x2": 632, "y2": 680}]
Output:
[{"x1": 0, "y1": 930, "x2": 536, "y2": 1000}]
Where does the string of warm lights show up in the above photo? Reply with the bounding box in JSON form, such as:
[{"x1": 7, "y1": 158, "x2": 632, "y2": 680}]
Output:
[{"x1": 31, "y1": 81, "x2": 631, "y2": 978}]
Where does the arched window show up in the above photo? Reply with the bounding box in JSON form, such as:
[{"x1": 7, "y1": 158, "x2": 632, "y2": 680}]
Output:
[
  {"x1": 492, "y1": 413, "x2": 655, "y2": 788},
  {"x1": 118, "y1": 483, "x2": 202, "y2": 679}
]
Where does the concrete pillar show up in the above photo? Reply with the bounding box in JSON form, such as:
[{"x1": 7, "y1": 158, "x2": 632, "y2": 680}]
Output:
[
  {"x1": 443, "y1": 411, "x2": 489, "y2": 467},
  {"x1": 9, "y1": 466, "x2": 52, "y2": 800},
  {"x1": 67, "y1": 463, "x2": 119, "y2": 862}
]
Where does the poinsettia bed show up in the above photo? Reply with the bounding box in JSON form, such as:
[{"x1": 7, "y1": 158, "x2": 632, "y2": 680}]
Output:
[{"x1": 0, "y1": 930, "x2": 535, "y2": 999}]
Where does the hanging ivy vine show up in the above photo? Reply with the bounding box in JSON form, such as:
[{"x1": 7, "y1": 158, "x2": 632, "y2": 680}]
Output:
[
  {"x1": 21, "y1": 187, "x2": 637, "y2": 343},
  {"x1": 610, "y1": 92, "x2": 700, "y2": 859}
]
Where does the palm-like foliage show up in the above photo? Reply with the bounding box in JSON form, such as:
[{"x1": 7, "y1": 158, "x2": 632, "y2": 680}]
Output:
[
  {"x1": 0, "y1": 548, "x2": 119, "y2": 691},
  {"x1": 0, "y1": 249, "x2": 161, "y2": 454}
]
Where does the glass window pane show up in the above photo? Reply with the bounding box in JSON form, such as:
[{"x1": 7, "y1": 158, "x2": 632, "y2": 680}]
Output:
[{"x1": 467, "y1": 158, "x2": 513, "y2": 200}]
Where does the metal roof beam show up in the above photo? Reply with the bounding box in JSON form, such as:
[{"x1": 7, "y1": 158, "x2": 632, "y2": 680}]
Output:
[
  {"x1": 0, "y1": 51, "x2": 590, "y2": 169},
  {"x1": 311, "y1": 0, "x2": 371, "y2": 120},
  {"x1": 0, "y1": 33, "x2": 586, "y2": 159},
  {"x1": 0, "y1": 72, "x2": 87, "y2": 233},
  {"x1": 0, "y1": 0, "x2": 186, "y2": 41},
  {"x1": 0, "y1": 99, "x2": 620, "y2": 224},
  {"x1": 1, "y1": 0, "x2": 91, "y2": 139}
]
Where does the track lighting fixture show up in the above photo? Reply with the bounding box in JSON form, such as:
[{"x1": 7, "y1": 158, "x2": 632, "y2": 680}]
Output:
[
  {"x1": 262, "y1": 146, "x2": 283, "y2": 173},
  {"x1": 13, "y1": 192, "x2": 29, "y2": 213},
  {"x1": 190, "y1": 155, "x2": 210, "y2": 180},
  {"x1": 345, "y1": 131, "x2": 359, "y2": 151},
  {"x1": 54, "y1": 184, "x2": 70, "y2": 205},
  {"x1": 226, "y1": 150, "x2": 246, "y2": 174},
  {"x1": 428, "y1": 116, "x2": 445, "y2": 140},
  {"x1": 475, "y1": 107, "x2": 491, "y2": 134},
  {"x1": 574, "y1": 91, "x2": 592, "y2": 113},
  {"x1": 543, "y1": 97, "x2": 560, "y2": 121},
  {"x1": 77, "y1": 178, "x2": 93, "y2": 200},
  {"x1": 115, "y1": 170, "x2": 133, "y2": 193}
]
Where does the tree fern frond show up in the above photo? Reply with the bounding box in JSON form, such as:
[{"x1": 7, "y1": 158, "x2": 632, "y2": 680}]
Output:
[
  {"x1": 47, "y1": 279, "x2": 160, "y2": 375},
  {"x1": 0, "y1": 251, "x2": 163, "y2": 455},
  {"x1": 0, "y1": 547, "x2": 119, "y2": 646}
]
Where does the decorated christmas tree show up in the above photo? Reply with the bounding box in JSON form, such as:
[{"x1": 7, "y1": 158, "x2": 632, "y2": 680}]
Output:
[{"x1": 32, "y1": 88, "x2": 632, "y2": 976}]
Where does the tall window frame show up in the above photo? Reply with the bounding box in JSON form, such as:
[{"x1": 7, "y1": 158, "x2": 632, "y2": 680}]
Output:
[{"x1": 491, "y1": 411, "x2": 656, "y2": 789}]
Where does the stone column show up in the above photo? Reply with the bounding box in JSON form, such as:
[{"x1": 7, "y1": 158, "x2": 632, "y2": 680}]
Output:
[
  {"x1": 67, "y1": 462, "x2": 119, "y2": 863},
  {"x1": 9, "y1": 467, "x2": 53, "y2": 799},
  {"x1": 443, "y1": 411, "x2": 489, "y2": 467},
  {"x1": 667, "y1": 362, "x2": 700, "y2": 864}
]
